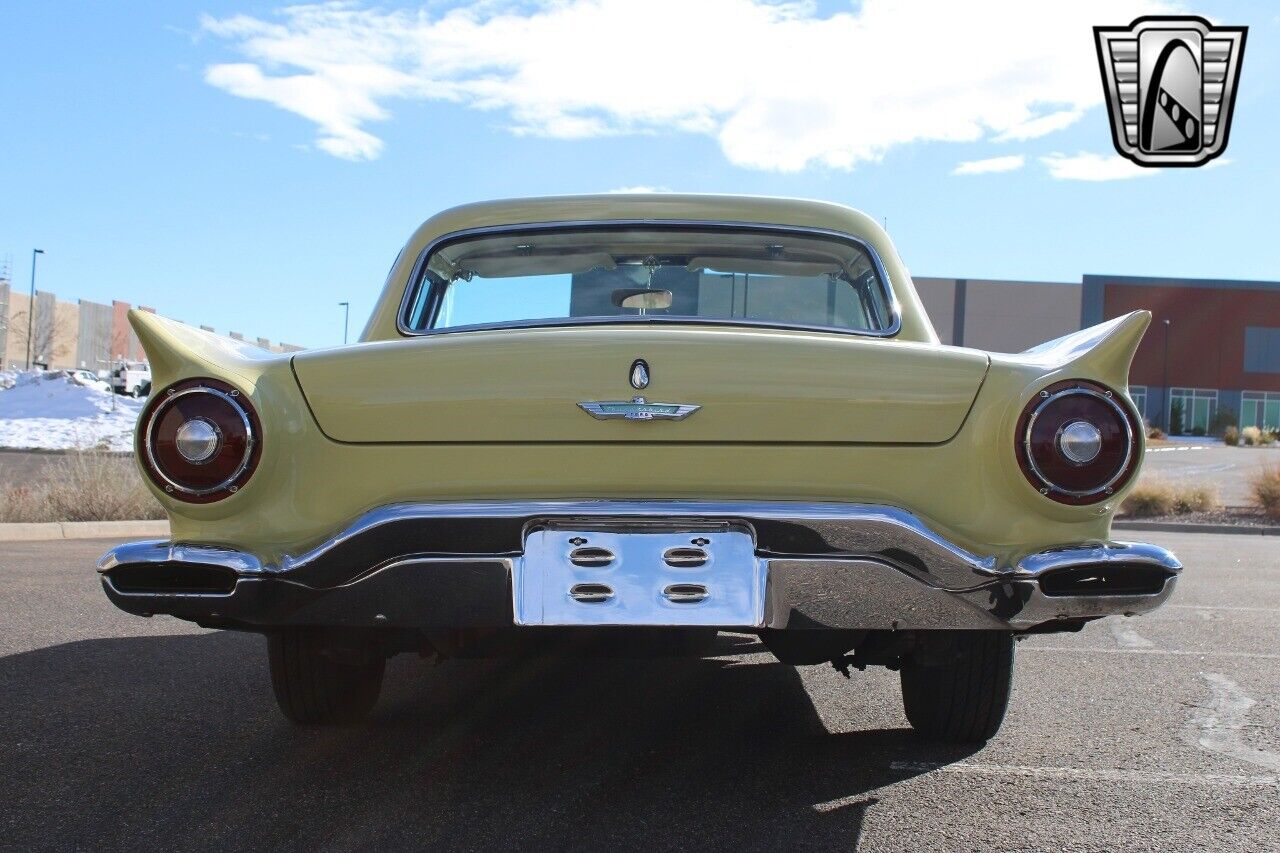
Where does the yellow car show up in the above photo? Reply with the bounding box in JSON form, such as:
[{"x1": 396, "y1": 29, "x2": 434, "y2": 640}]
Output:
[{"x1": 98, "y1": 194, "x2": 1180, "y2": 741}]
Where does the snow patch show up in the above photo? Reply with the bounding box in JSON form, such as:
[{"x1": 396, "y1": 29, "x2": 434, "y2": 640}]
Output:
[{"x1": 0, "y1": 371, "x2": 145, "y2": 451}]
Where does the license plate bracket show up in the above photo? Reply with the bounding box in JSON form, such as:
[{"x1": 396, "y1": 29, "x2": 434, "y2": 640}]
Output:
[{"x1": 513, "y1": 524, "x2": 764, "y2": 627}]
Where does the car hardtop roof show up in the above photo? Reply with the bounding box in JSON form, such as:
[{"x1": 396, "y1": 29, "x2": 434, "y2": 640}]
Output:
[{"x1": 407, "y1": 194, "x2": 888, "y2": 248}]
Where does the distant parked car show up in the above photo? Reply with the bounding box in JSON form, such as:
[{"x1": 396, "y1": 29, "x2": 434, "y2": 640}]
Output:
[
  {"x1": 111, "y1": 362, "x2": 151, "y2": 397},
  {"x1": 68, "y1": 369, "x2": 112, "y2": 394}
]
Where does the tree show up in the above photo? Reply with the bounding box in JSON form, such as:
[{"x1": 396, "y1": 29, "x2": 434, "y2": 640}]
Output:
[
  {"x1": 7, "y1": 306, "x2": 73, "y2": 368},
  {"x1": 1169, "y1": 398, "x2": 1184, "y2": 436}
]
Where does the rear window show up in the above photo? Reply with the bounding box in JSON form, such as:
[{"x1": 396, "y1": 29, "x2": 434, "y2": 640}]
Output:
[{"x1": 401, "y1": 224, "x2": 895, "y2": 335}]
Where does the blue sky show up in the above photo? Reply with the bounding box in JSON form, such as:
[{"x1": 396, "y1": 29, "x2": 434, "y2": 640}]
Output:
[{"x1": 1, "y1": 0, "x2": 1277, "y2": 349}]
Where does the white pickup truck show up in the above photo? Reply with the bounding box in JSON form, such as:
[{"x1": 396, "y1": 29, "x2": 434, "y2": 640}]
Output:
[{"x1": 110, "y1": 361, "x2": 151, "y2": 397}]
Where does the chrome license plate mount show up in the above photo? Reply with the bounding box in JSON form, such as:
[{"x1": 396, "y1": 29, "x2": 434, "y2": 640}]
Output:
[{"x1": 513, "y1": 524, "x2": 765, "y2": 627}]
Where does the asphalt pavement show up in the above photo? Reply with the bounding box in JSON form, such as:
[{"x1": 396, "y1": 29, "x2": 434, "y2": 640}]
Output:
[
  {"x1": 1142, "y1": 442, "x2": 1280, "y2": 506},
  {"x1": 0, "y1": 533, "x2": 1277, "y2": 851}
]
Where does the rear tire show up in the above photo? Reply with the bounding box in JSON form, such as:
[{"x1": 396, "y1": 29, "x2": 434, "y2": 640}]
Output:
[
  {"x1": 899, "y1": 631, "x2": 1014, "y2": 743},
  {"x1": 267, "y1": 629, "x2": 385, "y2": 724}
]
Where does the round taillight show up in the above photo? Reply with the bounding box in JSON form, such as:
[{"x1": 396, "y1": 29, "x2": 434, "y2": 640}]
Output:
[
  {"x1": 1015, "y1": 380, "x2": 1139, "y2": 505},
  {"x1": 138, "y1": 378, "x2": 261, "y2": 503}
]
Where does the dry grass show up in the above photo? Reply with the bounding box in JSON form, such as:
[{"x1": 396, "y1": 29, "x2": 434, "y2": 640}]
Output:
[
  {"x1": 1253, "y1": 465, "x2": 1280, "y2": 520},
  {"x1": 1170, "y1": 483, "x2": 1219, "y2": 514},
  {"x1": 0, "y1": 452, "x2": 165, "y2": 523},
  {"x1": 1242, "y1": 426, "x2": 1263, "y2": 446},
  {"x1": 1121, "y1": 479, "x2": 1219, "y2": 518}
]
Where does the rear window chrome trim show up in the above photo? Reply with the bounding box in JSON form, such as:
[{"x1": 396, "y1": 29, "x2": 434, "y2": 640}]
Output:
[{"x1": 395, "y1": 219, "x2": 903, "y2": 339}]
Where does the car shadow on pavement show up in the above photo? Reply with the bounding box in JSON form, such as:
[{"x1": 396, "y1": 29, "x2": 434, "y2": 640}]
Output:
[{"x1": 0, "y1": 630, "x2": 980, "y2": 850}]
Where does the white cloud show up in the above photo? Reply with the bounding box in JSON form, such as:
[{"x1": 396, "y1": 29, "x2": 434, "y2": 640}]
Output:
[
  {"x1": 1040, "y1": 151, "x2": 1155, "y2": 181},
  {"x1": 953, "y1": 155, "x2": 1025, "y2": 175},
  {"x1": 201, "y1": 0, "x2": 1179, "y2": 168}
]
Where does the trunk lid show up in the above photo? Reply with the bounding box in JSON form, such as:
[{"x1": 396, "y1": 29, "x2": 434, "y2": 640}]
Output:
[{"x1": 291, "y1": 326, "x2": 988, "y2": 444}]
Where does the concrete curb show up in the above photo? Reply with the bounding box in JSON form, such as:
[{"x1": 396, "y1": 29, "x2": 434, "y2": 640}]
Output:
[
  {"x1": 1113, "y1": 519, "x2": 1280, "y2": 536},
  {"x1": 0, "y1": 520, "x2": 169, "y2": 542}
]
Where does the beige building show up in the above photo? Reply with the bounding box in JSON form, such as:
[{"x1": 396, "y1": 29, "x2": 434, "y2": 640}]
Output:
[
  {"x1": 0, "y1": 279, "x2": 302, "y2": 371},
  {"x1": 914, "y1": 276, "x2": 1082, "y2": 352}
]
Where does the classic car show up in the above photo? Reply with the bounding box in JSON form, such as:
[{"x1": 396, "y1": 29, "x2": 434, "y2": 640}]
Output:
[{"x1": 98, "y1": 194, "x2": 1181, "y2": 742}]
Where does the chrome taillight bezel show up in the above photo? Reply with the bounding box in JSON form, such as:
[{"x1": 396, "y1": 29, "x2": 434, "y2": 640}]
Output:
[
  {"x1": 1015, "y1": 379, "x2": 1140, "y2": 505},
  {"x1": 138, "y1": 378, "x2": 261, "y2": 503}
]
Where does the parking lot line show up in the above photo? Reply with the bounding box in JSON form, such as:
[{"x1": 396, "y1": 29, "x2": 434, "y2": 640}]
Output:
[
  {"x1": 1168, "y1": 604, "x2": 1280, "y2": 614},
  {"x1": 1108, "y1": 620, "x2": 1154, "y2": 648},
  {"x1": 1021, "y1": 646, "x2": 1280, "y2": 660},
  {"x1": 880, "y1": 762, "x2": 1279, "y2": 789},
  {"x1": 1184, "y1": 673, "x2": 1280, "y2": 773}
]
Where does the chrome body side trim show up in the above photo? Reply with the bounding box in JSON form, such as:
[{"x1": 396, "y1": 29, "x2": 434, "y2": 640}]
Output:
[{"x1": 395, "y1": 220, "x2": 903, "y2": 340}]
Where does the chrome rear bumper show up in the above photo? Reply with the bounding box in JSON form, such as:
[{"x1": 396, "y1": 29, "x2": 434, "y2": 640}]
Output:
[{"x1": 97, "y1": 500, "x2": 1181, "y2": 632}]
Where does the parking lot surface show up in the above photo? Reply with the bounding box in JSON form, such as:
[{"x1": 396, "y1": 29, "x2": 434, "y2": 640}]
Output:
[
  {"x1": 1142, "y1": 442, "x2": 1280, "y2": 506},
  {"x1": 0, "y1": 533, "x2": 1276, "y2": 851}
]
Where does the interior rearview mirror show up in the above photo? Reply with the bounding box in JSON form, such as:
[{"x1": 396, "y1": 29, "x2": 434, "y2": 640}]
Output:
[{"x1": 613, "y1": 289, "x2": 673, "y2": 310}]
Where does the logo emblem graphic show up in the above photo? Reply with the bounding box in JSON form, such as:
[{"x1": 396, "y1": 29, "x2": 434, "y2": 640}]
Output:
[
  {"x1": 629, "y1": 359, "x2": 650, "y2": 390},
  {"x1": 1094, "y1": 16, "x2": 1246, "y2": 167},
  {"x1": 578, "y1": 398, "x2": 700, "y2": 421}
]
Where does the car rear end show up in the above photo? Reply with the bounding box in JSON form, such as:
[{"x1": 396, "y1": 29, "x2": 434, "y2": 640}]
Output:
[{"x1": 96, "y1": 195, "x2": 1180, "y2": 738}]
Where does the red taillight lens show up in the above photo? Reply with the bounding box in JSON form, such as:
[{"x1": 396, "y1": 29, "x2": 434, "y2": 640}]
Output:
[
  {"x1": 1015, "y1": 380, "x2": 1138, "y2": 505},
  {"x1": 138, "y1": 379, "x2": 261, "y2": 503}
]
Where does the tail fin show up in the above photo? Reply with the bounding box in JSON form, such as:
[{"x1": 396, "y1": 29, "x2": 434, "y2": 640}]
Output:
[
  {"x1": 129, "y1": 310, "x2": 283, "y2": 387},
  {"x1": 1017, "y1": 311, "x2": 1150, "y2": 389}
]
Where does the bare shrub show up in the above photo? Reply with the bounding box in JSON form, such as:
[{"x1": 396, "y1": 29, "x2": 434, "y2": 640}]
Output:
[
  {"x1": 1146, "y1": 425, "x2": 1166, "y2": 440},
  {"x1": 0, "y1": 478, "x2": 52, "y2": 523},
  {"x1": 1171, "y1": 484, "x2": 1219, "y2": 514},
  {"x1": 1253, "y1": 465, "x2": 1280, "y2": 520},
  {"x1": 1121, "y1": 480, "x2": 1176, "y2": 517},
  {"x1": 1121, "y1": 480, "x2": 1218, "y2": 517},
  {"x1": 0, "y1": 453, "x2": 164, "y2": 523}
]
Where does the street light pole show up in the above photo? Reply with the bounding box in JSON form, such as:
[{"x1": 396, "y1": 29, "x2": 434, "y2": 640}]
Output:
[
  {"x1": 26, "y1": 248, "x2": 44, "y2": 370},
  {"x1": 1162, "y1": 318, "x2": 1172, "y2": 430},
  {"x1": 339, "y1": 301, "x2": 350, "y2": 345}
]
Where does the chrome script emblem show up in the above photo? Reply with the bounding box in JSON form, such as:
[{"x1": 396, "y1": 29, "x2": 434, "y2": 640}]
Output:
[
  {"x1": 1094, "y1": 16, "x2": 1246, "y2": 167},
  {"x1": 578, "y1": 397, "x2": 700, "y2": 421},
  {"x1": 629, "y1": 359, "x2": 650, "y2": 390}
]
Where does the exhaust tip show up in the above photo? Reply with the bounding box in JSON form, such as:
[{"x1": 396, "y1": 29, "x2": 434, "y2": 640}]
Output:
[
  {"x1": 1038, "y1": 563, "x2": 1173, "y2": 597},
  {"x1": 106, "y1": 563, "x2": 237, "y2": 595}
]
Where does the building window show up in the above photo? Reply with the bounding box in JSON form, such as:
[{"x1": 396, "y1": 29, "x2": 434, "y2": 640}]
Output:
[
  {"x1": 1243, "y1": 327, "x2": 1280, "y2": 374},
  {"x1": 1168, "y1": 387, "x2": 1217, "y2": 434},
  {"x1": 1128, "y1": 385, "x2": 1147, "y2": 421},
  {"x1": 1242, "y1": 391, "x2": 1280, "y2": 431}
]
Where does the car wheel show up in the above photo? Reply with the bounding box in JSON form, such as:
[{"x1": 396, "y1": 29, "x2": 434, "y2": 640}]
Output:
[
  {"x1": 267, "y1": 629, "x2": 385, "y2": 724},
  {"x1": 899, "y1": 631, "x2": 1013, "y2": 743}
]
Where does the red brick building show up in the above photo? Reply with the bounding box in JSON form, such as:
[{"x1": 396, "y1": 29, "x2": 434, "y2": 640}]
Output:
[{"x1": 1083, "y1": 275, "x2": 1280, "y2": 432}]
